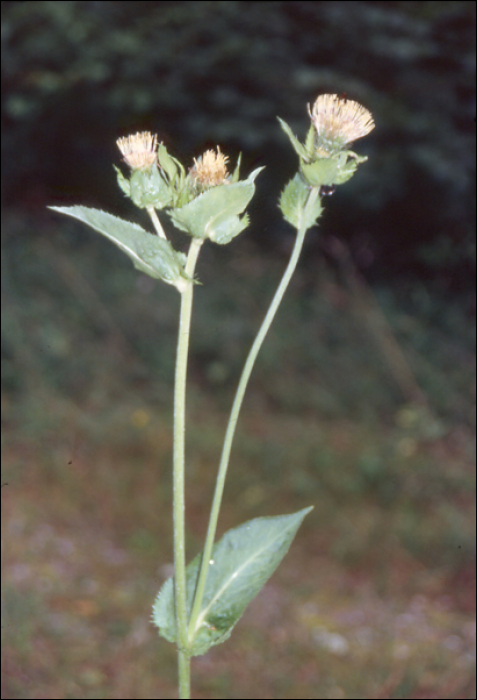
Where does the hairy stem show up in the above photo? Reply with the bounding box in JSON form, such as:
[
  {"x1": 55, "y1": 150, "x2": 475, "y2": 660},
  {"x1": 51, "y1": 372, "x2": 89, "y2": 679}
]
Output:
[
  {"x1": 172, "y1": 237, "x2": 203, "y2": 698},
  {"x1": 188, "y1": 189, "x2": 319, "y2": 641}
]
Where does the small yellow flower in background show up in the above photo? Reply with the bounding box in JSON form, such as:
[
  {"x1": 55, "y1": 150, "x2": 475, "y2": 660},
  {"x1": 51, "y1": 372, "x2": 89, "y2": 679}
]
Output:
[
  {"x1": 190, "y1": 146, "x2": 230, "y2": 188},
  {"x1": 131, "y1": 408, "x2": 151, "y2": 429},
  {"x1": 308, "y1": 94, "x2": 375, "y2": 155},
  {"x1": 116, "y1": 131, "x2": 158, "y2": 169}
]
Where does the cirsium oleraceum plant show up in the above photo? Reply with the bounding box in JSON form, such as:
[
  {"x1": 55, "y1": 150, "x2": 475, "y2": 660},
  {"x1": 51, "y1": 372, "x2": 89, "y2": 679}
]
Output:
[{"x1": 49, "y1": 93, "x2": 374, "y2": 700}]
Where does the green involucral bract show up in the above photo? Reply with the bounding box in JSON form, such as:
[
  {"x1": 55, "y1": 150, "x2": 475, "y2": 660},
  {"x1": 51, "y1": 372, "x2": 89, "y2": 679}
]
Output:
[
  {"x1": 114, "y1": 163, "x2": 173, "y2": 209},
  {"x1": 168, "y1": 167, "x2": 264, "y2": 244},
  {"x1": 129, "y1": 167, "x2": 173, "y2": 209},
  {"x1": 157, "y1": 142, "x2": 181, "y2": 182},
  {"x1": 48, "y1": 206, "x2": 189, "y2": 290},
  {"x1": 157, "y1": 143, "x2": 191, "y2": 207}
]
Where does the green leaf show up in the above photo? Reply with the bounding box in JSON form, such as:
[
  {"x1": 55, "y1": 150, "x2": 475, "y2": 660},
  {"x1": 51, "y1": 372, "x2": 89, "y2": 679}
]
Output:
[
  {"x1": 300, "y1": 157, "x2": 341, "y2": 187},
  {"x1": 168, "y1": 167, "x2": 264, "y2": 244},
  {"x1": 304, "y1": 124, "x2": 316, "y2": 159},
  {"x1": 152, "y1": 506, "x2": 313, "y2": 656},
  {"x1": 230, "y1": 153, "x2": 242, "y2": 183},
  {"x1": 277, "y1": 117, "x2": 309, "y2": 161},
  {"x1": 48, "y1": 206, "x2": 187, "y2": 289},
  {"x1": 332, "y1": 151, "x2": 368, "y2": 185},
  {"x1": 280, "y1": 174, "x2": 322, "y2": 230},
  {"x1": 157, "y1": 142, "x2": 183, "y2": 183},
  {"x1": 280, "y1": 174, "x2": 309, "y2": 227},
  {"x1": 114, "y1": 165, "x2": 131, "y2": 196},
  {"x1": 300, "y1": 151, "x2": 368, "y2": 188},
  {"x1": 212, "y1": 213, "x2": 250, "y2": 245}
]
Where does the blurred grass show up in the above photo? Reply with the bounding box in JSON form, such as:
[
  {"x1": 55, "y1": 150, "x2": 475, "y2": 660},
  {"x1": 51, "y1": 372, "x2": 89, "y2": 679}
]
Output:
[{"x1": 1, "y1": 211, "x2": 476, "y2": 699}]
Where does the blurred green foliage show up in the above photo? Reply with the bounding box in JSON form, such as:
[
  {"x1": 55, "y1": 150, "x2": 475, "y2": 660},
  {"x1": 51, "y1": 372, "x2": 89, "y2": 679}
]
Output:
[{"x1": 2, "y1": 212, "x2": 475, "y2": 426}]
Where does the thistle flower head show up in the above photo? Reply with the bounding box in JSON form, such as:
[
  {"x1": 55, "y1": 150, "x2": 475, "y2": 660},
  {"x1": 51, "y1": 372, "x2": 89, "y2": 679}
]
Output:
[
  {"x1": 116, "y1": 131, "x2": 158, "y2": 169},
  {"x1": 308, "y1": 94, "x2": 375, "y2": 155},
  {"x1": 190, "y1": 146, "x2": 230, "y2": 189}
]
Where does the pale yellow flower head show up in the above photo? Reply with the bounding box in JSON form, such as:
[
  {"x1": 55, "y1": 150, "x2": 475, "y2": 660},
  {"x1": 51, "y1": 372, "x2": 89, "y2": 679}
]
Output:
[
  {"x1": 190, "y1": 146, "x2": 230, "y2": 188},
  {"x1": 308, "y1": 94, "x2": 375, "y2": 155},
  {"x1": 116, "y1": 131, "x2": 158, "y2": 169}
]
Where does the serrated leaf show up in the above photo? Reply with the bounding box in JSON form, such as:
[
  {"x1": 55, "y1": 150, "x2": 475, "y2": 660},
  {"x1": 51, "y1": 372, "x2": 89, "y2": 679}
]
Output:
[
  {"x1": 301, "y1": 158, "x2": 341, "y2": 187},
  {"x1": 157, "y1": 143, "x2": 180, "y2": 182},
  {"x1": 277, "y1": 117, "x2": 309, "y2": 160},
  {"x1": 48, "y1": 206, "x2": 187, "y2": 288},
  {"x1": 152, "y1": 506, "x2": 313, "y2": 656},
  {"x1": 304, "y1": 124, "x2": 316, "y2": 159},
  {"x1": 332, "y1": 151, "x2": 368, "y2": 185},
  {"x1": 230, "y1": 153, "x2": 242, "y2": 183},
  {"x1": 279, "y1": 174, "x2": 322, "y2": 230},
  {"x1": 302, "y1": 192, "x2": 323, "y2": 231},
  {"x1": 114, "y1": 165, "x2": 131, "y2": 196},
  {"x1": 212, "y1": 213, "x2": 249, "y2": 245},
  {"x1": 279, "y1": 174, "x2": 309, "y2": 227},
  {"x1": 168, "y1": 168, "x2": 263, "y2": 243},
  {"x1": 300, "y1": 150, "x2": 367, "y2": 188}
]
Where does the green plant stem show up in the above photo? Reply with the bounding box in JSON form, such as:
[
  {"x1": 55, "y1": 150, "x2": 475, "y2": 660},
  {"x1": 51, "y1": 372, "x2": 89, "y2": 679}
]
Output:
[
  {"x1": 188, "y1": 188, "x2": 320, "y2": 641},
  {"x1": 172, "y1": 236, "x2": 203, "y2": 699},
  {"x1": 147, "y1": 206, "x2": 168, "y2": 238}
]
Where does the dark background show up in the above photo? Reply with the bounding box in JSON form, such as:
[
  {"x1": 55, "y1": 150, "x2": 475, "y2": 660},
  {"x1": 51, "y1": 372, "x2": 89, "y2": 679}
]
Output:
[
  {"x1": 2, "y1": 2, "x2": 476, "y2": 699},
  {"x1": 2, "y1": 0, "x2": 476, "y2": 289}
]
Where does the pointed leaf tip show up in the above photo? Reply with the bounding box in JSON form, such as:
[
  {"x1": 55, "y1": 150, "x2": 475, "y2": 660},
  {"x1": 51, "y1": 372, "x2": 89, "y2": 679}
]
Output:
[
  {"x1": 48, "y1": 205, "x2": 187, "y2": 289},
  {"x1": 153, "y1": 506, "x2": 313, "y2": 655}
]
